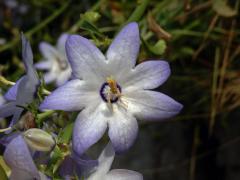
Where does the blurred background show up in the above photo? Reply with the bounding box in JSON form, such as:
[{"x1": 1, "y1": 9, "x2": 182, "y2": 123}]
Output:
[{"x1": 0, "y1": 0, "x2": 239, "y2": 179}]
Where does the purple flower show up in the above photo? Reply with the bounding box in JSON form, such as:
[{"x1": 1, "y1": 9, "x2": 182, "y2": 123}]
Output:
[
  {"x1": 87, "y1": 142, "x2": 143, "y2": 180},
  {"x1": 0, "y1": 34, "x2": 39, "y2": 128},
  {"x1": 59, "y1": 153, "x2": 98, "y2": 179},
  {"x1": 40, "y1": 22, "x2": 183, "y2": 154},
  {"x1": 35, "y1": 34, "x2": 72, "y2": 86},
  {"x1": 3, "y1": 135, "x2": 47, "y2": 180}
]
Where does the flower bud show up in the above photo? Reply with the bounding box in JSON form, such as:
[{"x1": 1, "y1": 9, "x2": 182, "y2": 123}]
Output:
[{"x1": 23, "y1": 128, "x2": 55, "y2": 152}]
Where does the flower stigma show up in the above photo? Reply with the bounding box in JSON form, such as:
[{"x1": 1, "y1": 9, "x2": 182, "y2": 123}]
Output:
[{"x1": 100, "y1": 76, "x2": 122, "y2": 104}]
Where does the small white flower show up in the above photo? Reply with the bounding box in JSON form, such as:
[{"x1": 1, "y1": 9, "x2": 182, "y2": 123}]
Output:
[{"x1": 35, "y1": 34, "x2": 72, "y2": 86}]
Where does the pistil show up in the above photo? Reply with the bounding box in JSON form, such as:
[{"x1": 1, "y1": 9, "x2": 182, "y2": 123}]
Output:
[{"x1": 99, "y1": 76, "x2": 122, "y2": 104}]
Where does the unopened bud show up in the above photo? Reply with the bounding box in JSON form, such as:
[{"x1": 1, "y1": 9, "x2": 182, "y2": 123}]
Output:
[{"x1": 23, "y1": 128, "x2": 55, "y2": 152}]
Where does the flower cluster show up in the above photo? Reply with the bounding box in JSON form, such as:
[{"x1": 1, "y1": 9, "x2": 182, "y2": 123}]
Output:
[{"x1": 0, "y1": 22, "x2": 182, "y2": 179}]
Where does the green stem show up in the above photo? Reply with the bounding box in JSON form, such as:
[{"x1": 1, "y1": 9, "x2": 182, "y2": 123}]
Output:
[
  {"x1": 0, "y1": 76, "x2": 15, "y2": 86},
  {"x1": 37, "y1": 110, "x2": 56, "y2": 123},
  {"x1": 209, "y1": 47, "x2": 220, "y2": 135},
  {"x1": 171, "y1": 29, "x2": 219, "y2": 40},
  {"x1": 126, "y1": 0, "x2": 149, "y2": 23}
]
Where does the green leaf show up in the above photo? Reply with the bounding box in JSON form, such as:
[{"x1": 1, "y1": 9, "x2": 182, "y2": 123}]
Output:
[
  {"x1": 58, "y1": 123, "x2": 74, "y2": 144},
  {"x1": 80, "y1": 20, "x2": 105, "y2": 38},
  {"x1": 45, "y1": 146, "x2": 64, "y2": 176},
  {"x1": 142, "y1": 39, "x2": 167, "y2": 55},
  {"x1": 213, "y1": 0, "x2": 237, "y2": 17}
]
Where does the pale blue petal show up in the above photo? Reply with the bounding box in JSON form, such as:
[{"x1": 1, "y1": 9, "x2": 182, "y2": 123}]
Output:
[
  {"x1": 106, "y1": 22, "x2": 140, "y2": 72},
  {"x1": 9, "y1": 107, "x2": 23, "y2": 127},
  {"x1": 40, "y1": 79, "x2": 97, "y2": 111},
  {"x1": 106, "y1": 169, "x2": 143, "y2": 180},
  {"x1": 21, "y1": 33, "x2": 33, "y2": 68},
  {"x1": 43, "y1": 72, "x2": 57, "y2": 84},
  {"x1": 18, "y1": 34, "x2": 39, "y2": 106},
  {"x1": 35, "y1": 61, "x2": 52, "y2": 70},
  {"x1": 57, "y1": 33, "x2": 69, "y2": 54},
  {"x1": 4, "y1": 77, "x2": 23, "y2": 101},
  {"x1": 10, "y1": 169, "x2": 39, "y2": 180},
  {"x1": 16, "y1": 75, "x2": 39, "y2": 106},
  {"x1": 73, "y1": 103, "x2": 108, "y2": 155},
  {"x1": 0, "y1": 102, "x2": 16, "y2": 118},
  {"x1": 0, "y1": 132, "x2": 20, "y2": 146},
  {"x1": 4, "y1": 135, "x2": 40, "y2": 180},
  {"x1": 65, "y1": 35, "x2": 107, "y2": 83},
  {"x1": 124, "y1": 90, "x2": 183, "y2": 121},
  {"x1": 39, "y1": 42, "x2": 58, "y2": 60},
  {"x1": 108, "y1": 108, "x2": 138, "y2": 154},
  {"x1": 123, "y1": 60, "x2": 170, "y2": 91},
  {"x1": 96, "y1": 142, "x2": 115, "y2": 174}
]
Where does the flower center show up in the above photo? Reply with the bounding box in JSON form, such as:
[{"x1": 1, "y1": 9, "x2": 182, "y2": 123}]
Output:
[
  {"x1": 56, "y1": 57, "x2": 68, "y2": 70},
  {"x1": 100, "y1": 77, "x2": 122, "y2": 103}
]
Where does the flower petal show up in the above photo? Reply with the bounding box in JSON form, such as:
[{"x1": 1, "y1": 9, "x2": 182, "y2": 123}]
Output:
[
  {"x1": 108, "y1": 107, "x2": 138, "y2": 154},
  {"x1": 9, "y1": 107, "x2": 23, "y2": 127},
  {"x1": 55, "y1": 68, "x2": 72, "y2": 86},
  {"x1": 4, "y1": 77, "x2": 23, "y2": 101},
  {"x1": 65, "y1": 35, "x2": 107, "y2": 83},
  {"x1": 106, "y1": 169, "x2": 143, "y2": 180},
  {"x1": 39, "y1": 42, "x2": 59, "y2": 60},
  {"x1": 0, "y1": 102, "x2": 16, "y2": 118},
  {"x1": 43, "y1": 72, "x2": 57, "y2": 84},
  {"x1": 0, "y1": 132, "x2": 20, "y2": 146},
  {"x1": 16, "y1": 75, "x2": 39, "y2": 106},
  {"x1": 21, "y1": 33, "x2": 34, "y2": 70},
  {"x1": 35, "y1": 61, "x2": 52, "y2": 70},
  {"x1": 123, "y1": 60, "x2": 170, "y2": 91},
  {"x1": 96, "y1": 142, "x2": 115, "y2": 175},
  {"x1": 40, "y1": 79, "x2": 97, "y2": 111},
  {"x1": 57, "y1": 33, "x2": 69, "y2": 54},
  {"x1": 21, "y1": 35, "x2": 39, "y2": 89},
  {"x1": 73, "y1": 103, "x2": 108, "y2": 155},
  {"x1": 3, "y1": 135, "x2": 40, "y2": 179},
  {"x1": 58, "y1": 156, "x2": 75, "y2": 178},
  {"x1": 71, "y1": 153, "x2": 98, "y2": 178},
  {"x1": 18, "y1": 35, "x2": 39, "y2": 106},
  {"x1": 123, "y1": 90, "x2": 183, "y2": 121},
  {"x1": 106, "y1": 22, "x2": 140, "y2": 72},
  {"x1": 10, "y1": 169, "x2": 40, "y2": 180}
]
